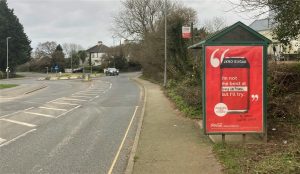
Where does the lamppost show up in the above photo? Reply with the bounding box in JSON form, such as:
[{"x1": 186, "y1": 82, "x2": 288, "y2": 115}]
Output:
[
  {"x1": 163, "y1": 0, "x2": 167, "y2": 87},
  {"x1": 6, "y1": 37, "x2": 11, "y2": 79}
]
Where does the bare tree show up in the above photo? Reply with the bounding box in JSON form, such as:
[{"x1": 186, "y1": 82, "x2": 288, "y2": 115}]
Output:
[
  {"x1": 203, "y1": 17, "x2": 227, "y2": 34},
  {"x1": 113, "y1": 0, "x2": 167, "y2": 39},
  {"x1": 34, "y1": 41, "x2": 57, "y2": 59},
  {"x1": 62, "y1": 43, "x2": 84, "y2": 58}
]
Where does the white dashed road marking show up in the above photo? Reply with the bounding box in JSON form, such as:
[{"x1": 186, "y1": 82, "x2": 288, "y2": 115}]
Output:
[
  {"x1": 0, "y1": 118, "x2": 36, "y2": 127},
  {"x1": 0, "y1": 107, "x2": 34, "y2": 119},
  {"x1": 24, "y1": 111, "x2": 55, "y2": 118},
  {"x1": 0, "y1": 138, "x2": 6, "y2": 144},
  {"x1": 77, "y1": 92, "x2": 99, "y2": 94},
  {"x1": 61, "y1": 97, "x2": 87, "y2": 101},
  {"x1": 73, "y1": 93, "x2": 97, "y2": 96},
  {"x1": 0, "y1": 129, "x2": 36, "y2": 148},
  {"x1": 0, "y1": 81, "x2": 112, "y2": 148},
  {"x1": 70, "y1": 95, "x2": 92, "y2": 99},
  {"x1": 56, "y1": 105, "x2": 81, "y2": 118},
  {"x1": 50, "y1": 102, "x2": 79, "y2": 106},
  {"x1": 38, "y1": 106, "x2": 67, "y2": 111}
]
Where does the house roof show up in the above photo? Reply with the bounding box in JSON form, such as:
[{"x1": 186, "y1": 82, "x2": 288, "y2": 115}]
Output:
[
  {"x1": 189, "y1": 21, "x2": 272, "y2": 49},
  {"x1": 249, "y1": 18, "x2": 275, "y2": 31},
  {"x1": 86, "y1": 43, "x2": 109, "y2": 53}
]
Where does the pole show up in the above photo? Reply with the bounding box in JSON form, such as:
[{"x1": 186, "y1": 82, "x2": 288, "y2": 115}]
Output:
[
  {"x1": 71, "y1": 54, "x2": 73, "y2": 73},
  {"x1": 6, "y1": 37, "x2": 11, "y2": 79},
  {"x1": 163, "y1": 0, "x2": 167, "y2": 87},
  {"x1": 191, "y1": 22, "x2": 194, "y2": 44}
]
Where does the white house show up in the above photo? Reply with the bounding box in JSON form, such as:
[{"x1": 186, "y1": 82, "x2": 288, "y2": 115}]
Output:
[
  {"x1": 84, "y1": 41, "x2": 109, "y2": 66},
  {"x1": 249, "y1": 16, "x2": 300, "y2": 58}
]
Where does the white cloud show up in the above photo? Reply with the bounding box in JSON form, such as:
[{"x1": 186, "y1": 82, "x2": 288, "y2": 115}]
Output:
[{"x1": 8, "y1": 0, "x2": 263, "y2": 50}]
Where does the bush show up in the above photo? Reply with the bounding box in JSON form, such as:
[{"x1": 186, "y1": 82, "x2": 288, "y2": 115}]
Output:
[
  {"x1": 83, "y1": 66, "x2": 104, "y2": 73},
  {"x1": 166, "y1": 75, "x2": 202, "y2": 118},
  {"x1": 268, "y1": 62, "x2": 300, "y2": 122}
]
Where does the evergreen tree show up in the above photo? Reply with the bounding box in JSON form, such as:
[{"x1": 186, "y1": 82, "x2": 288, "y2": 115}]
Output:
[
  {"x1": 51, "y1": 45, "x2": 65, "y2": 71},
  {"x1": 0, "y1": 0, "x2": 32, "y2": 72}
]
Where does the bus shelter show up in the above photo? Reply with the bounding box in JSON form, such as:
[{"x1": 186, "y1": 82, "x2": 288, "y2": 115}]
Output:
[{"x1": 189, "y1": 22, "x2": 271, "y2": 140}]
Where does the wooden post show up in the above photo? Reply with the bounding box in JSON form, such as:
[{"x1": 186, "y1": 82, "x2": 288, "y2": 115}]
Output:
[
  {"x1": 242, "y1": 134, "x2": 246, "y2": 145},
  {"x1": 263, "y1": 133, "x2": 267, "y2": 143},
  {"x1": 222, "y1": 134, "x2": 225, "y2": 144}
]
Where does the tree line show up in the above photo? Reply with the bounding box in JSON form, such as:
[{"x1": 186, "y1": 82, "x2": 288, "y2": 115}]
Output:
[
  {"x1": 0, "y1": 0, "x2": 31, "y2": 73},
  {"x1": 113, "y1": 0, "x2": 300, "y2": 82}
]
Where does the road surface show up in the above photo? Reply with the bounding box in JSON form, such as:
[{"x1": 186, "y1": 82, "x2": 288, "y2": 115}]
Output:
[{"x1": 0, "y1": 73, "x2": 142, "y2": 174}]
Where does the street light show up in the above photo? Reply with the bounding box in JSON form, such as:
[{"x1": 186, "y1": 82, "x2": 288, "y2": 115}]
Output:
[
  {"x1": 6, "y1": 37, "x2": 11, "y2": 79},
  {"x1": 163, "y1": 0, "x2": 167, "y2": 87}
]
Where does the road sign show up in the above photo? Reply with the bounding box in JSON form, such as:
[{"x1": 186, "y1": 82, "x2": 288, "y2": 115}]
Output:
[{"x1": 182, "y1": 26, "x2": 191, "y2": 39}]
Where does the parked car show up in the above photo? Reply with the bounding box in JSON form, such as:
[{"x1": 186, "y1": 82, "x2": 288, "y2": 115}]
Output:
[
  {"x1": 72, "y1": 67, "x2": 83, "y2": 73},
  {"x1": 104, "y1": 68, "x2": 119, "y2": 76}
]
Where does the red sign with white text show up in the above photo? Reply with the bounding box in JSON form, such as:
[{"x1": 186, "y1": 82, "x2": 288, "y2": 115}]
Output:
[
  {"x1": 205, "y1": 46, "x2": 264, "y2": 133},
  {"x1": 182, "y1": 26, "x2": 191, "y2": 39}
]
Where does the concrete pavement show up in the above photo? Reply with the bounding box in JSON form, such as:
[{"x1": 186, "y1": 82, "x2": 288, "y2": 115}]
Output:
[{"x1": 130, "y1": 78, "x2": 223, "y2": 174}]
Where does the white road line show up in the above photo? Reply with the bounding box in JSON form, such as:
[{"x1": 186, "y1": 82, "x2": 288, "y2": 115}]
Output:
[
  {"x1": 56, "y1": 105, "x2": 81, "y2": 118},
  {"x1": 50, "y1": 102, "x2": 79, "y2": 106},
  {"x1": 88, "y1": 95, "x2": 100, "y2": 102},
  {"x1": 0, "y1": 138, "x2": 6, "y2": 144},
  {"x1": 77, "y1": 92, "x2": 99, "y2": 94},
  {"x1": 0, "y1": 107, "x2": 34, "y2": 119},
  {"x1": 86, "y1": 90, "x2": 105, "y2": 92},
  {"x1": 38, "y1": 106, "x2": 67, "y2": 111},
  {"x1": 24, "y1": 107, "x2": 34, "y2": 111},
  {"x1": 47, "y1": 98, "x2": 62, "y2": 103},
  {"x1": 62, "y1": 98, "x2": 87, "y2": 101},
  {"x1": 0, "y1": 129, "x2": 36, "y2": 148},
  {"x1": 24, "y1": 111, "x2": 55, "y2": 118},
  {"x1": 0, "y1": 118, "x2": 36, "y2": 127},
  {"x1": 74, "y1": 93, "x2": 97, "y2": 96},
  {"x1": 107, "y1": 106, "x2": 139, "y2": 174},
  {"x1": 70, "y1": 95, "x2": 92, "y2": 99}
]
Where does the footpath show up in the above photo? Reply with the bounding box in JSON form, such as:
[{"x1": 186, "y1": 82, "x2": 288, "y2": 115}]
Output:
[{"x1": 130, "y1": 78, "x2": 223, "y2": 174}]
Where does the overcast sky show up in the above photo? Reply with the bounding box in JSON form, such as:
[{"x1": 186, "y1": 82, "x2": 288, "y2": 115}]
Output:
[{"x1": 8, "y1": 0, "x2": 262, "y2": 50}]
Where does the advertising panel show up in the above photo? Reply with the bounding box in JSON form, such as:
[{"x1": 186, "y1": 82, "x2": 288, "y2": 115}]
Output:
[{"x1": 205, "y1": 46, "x2": 264, "y2": 133}]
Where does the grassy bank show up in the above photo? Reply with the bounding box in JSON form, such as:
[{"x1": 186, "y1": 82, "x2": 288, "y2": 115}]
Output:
[
  {"x1": 0, "y1": 84, "x2": 18, "y2": 89},
  {"x1": 165, "y1": 76, "x2": 202, "y2": 119},
  {"x1": 213, "y1": 62, "x2": 300, "y2": 173}
]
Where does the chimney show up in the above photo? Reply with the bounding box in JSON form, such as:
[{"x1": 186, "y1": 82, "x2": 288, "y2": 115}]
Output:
[{"x1": 97, "y1": 41, "x2": 103, "y2": 46}]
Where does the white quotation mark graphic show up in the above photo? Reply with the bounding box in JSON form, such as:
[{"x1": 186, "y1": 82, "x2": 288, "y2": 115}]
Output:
[
  {"x1": 210, "y1": 49, "x2": 230, "y2": 67},
  {"x1": 251, "y1": 94, "x2": 259, "y2": 101}
]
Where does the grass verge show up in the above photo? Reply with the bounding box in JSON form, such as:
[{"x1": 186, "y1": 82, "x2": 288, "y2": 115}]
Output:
[
  {"x1": 213, "y1": 122, "x2": 300, "y2": 174},
  {"x1": 0, "y1": 84, "x2": 18, "y2": 89}
]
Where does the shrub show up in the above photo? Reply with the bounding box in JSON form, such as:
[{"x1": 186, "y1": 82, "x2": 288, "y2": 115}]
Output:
[{"x1": 267, "y1": 62, "x2": 300, "y2": 122}]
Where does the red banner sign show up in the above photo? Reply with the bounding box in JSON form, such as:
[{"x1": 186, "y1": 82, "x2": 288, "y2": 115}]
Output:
[
  {"x1": 205, "y1": 46, "x2": 264, "y2": 133},
  {"x1": 182, "y1": 26, "x2": 191, "y2": 39}
]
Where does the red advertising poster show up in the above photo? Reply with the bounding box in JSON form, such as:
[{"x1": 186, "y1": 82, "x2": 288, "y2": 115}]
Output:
[{"x1": 205, "y1": 46, "x2": 264, "y2": 133}]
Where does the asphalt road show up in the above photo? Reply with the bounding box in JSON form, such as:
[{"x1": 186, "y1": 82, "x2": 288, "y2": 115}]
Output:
[{"x1": 0, "y1": 72, "x2": 142, "y2": 174}]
